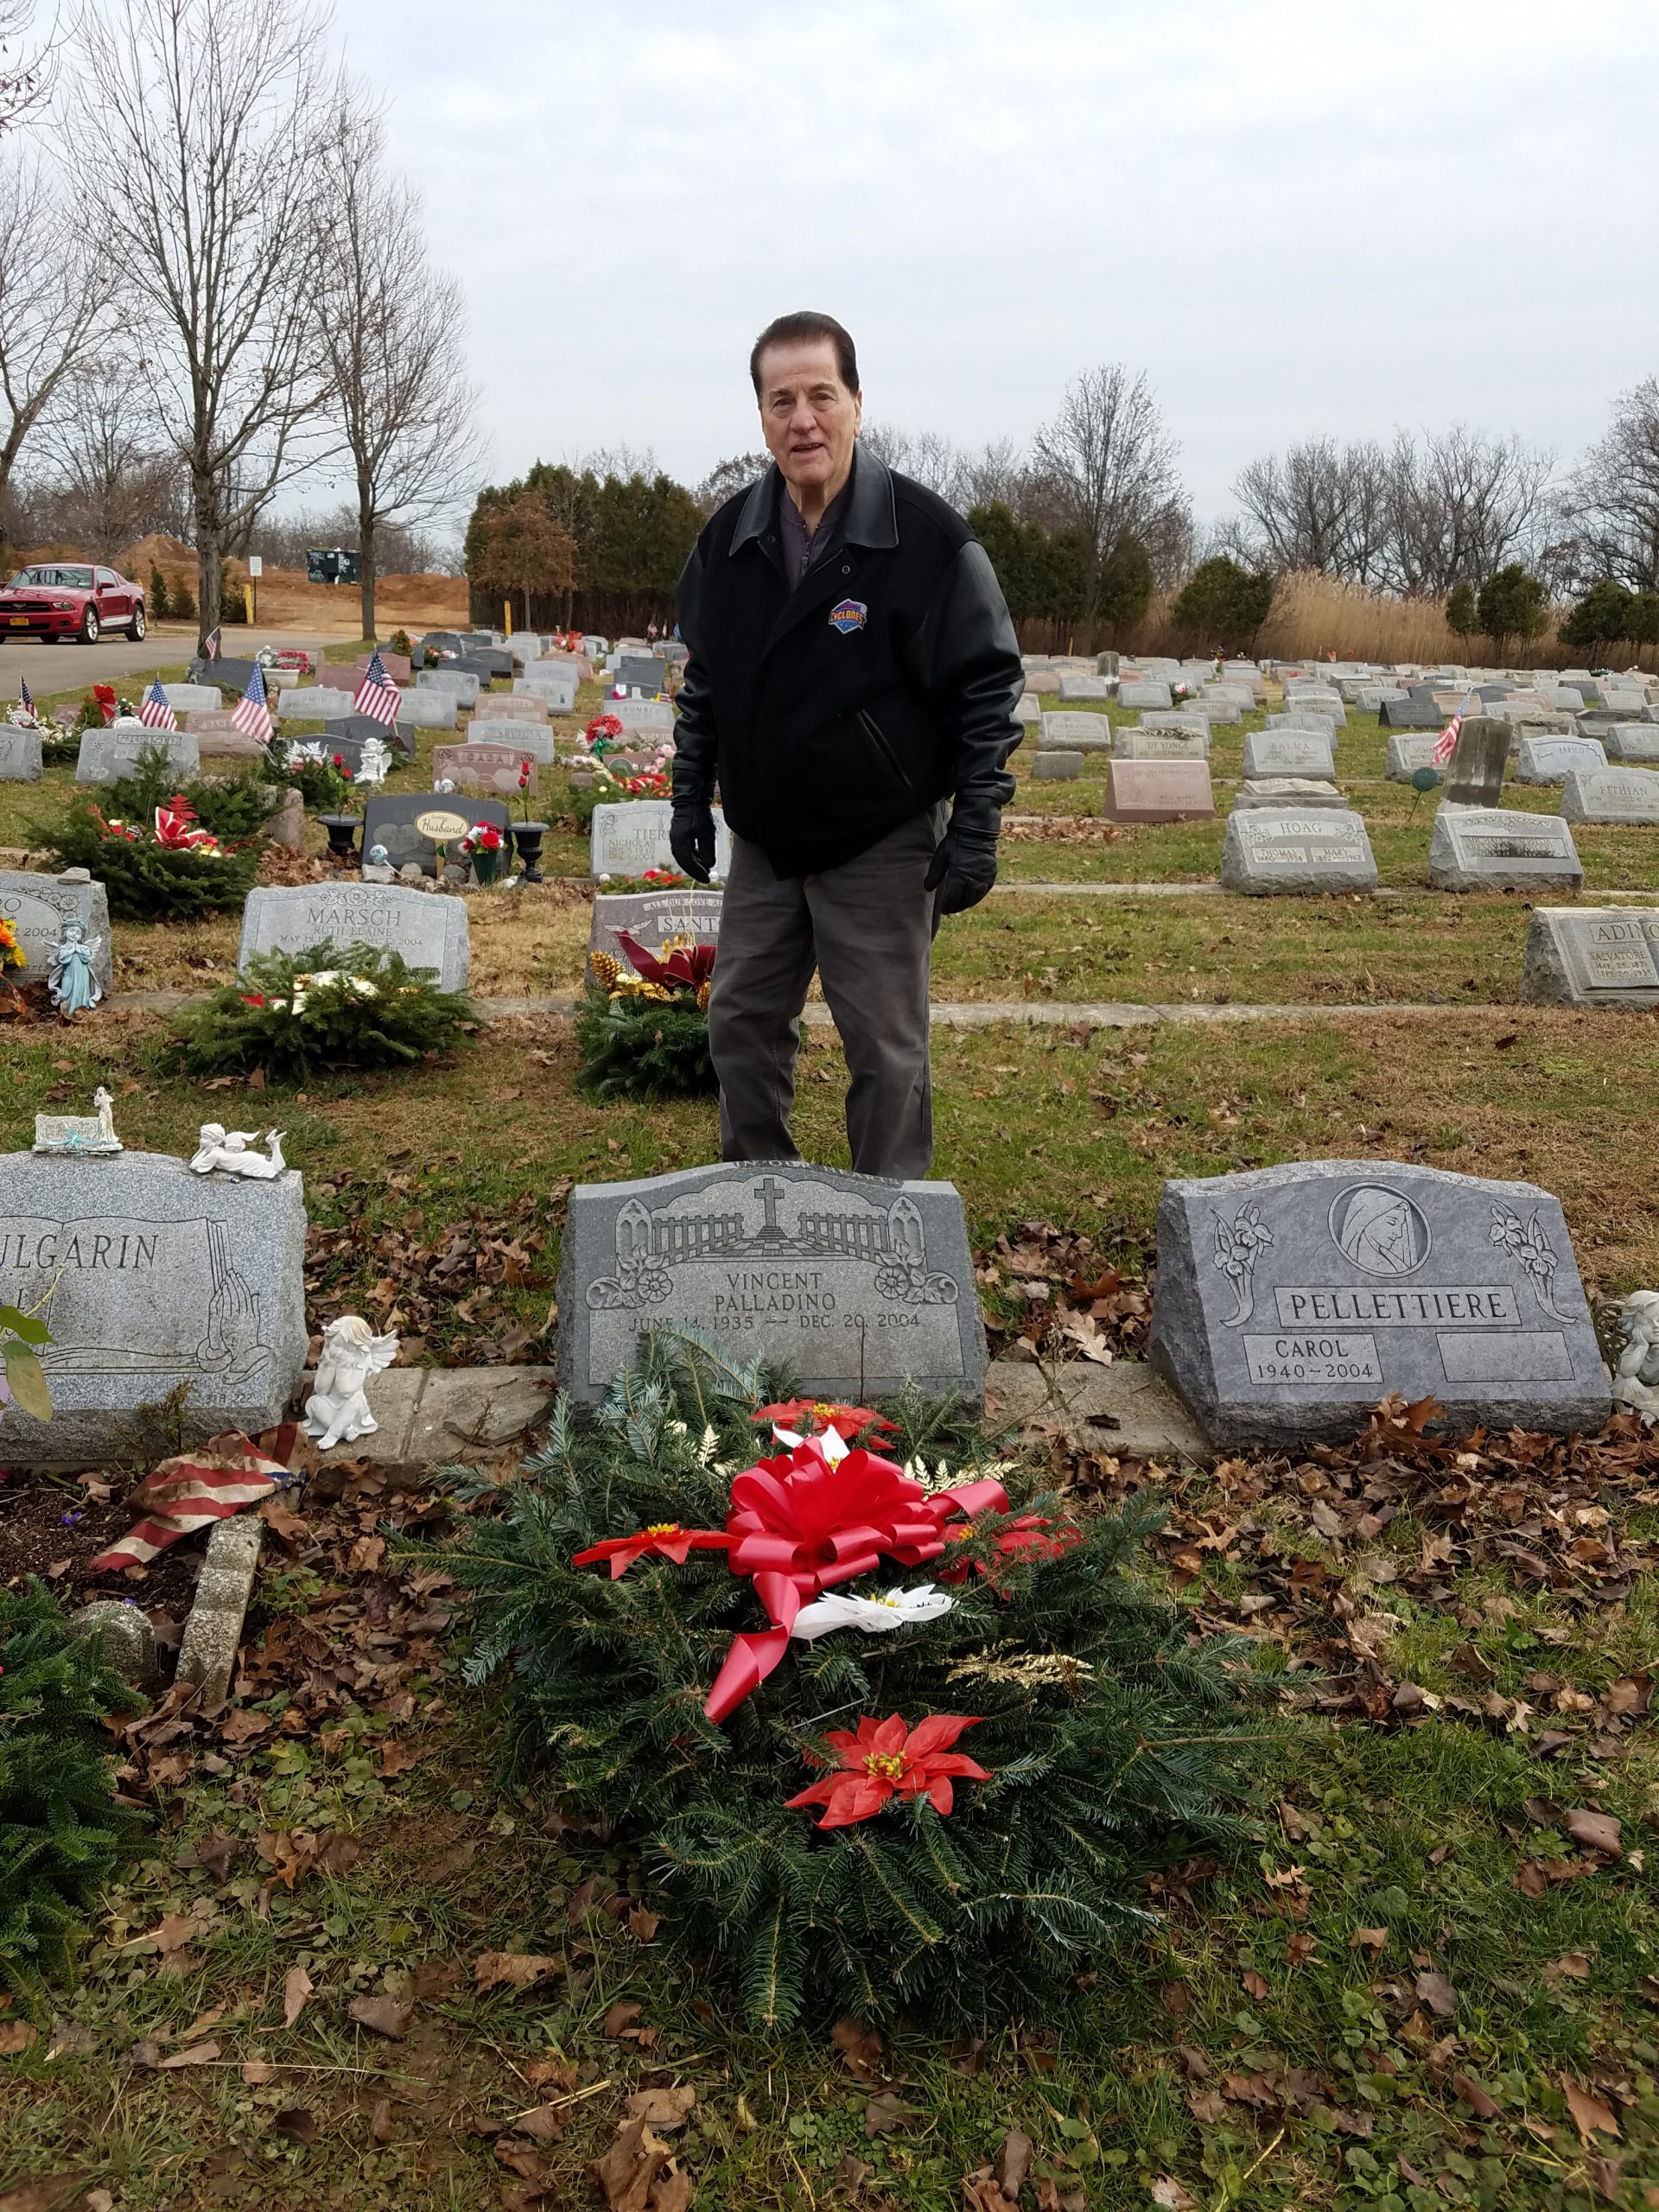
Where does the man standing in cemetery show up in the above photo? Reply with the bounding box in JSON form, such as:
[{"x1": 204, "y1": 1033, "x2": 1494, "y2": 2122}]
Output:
[{"x1": 671, "y1": 310, "x2": 1023, "y2": 1180}]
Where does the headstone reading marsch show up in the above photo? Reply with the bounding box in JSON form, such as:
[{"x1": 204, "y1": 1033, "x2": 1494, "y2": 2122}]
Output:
[
  {"x1": 556, "y1": 1162, "x2": 987, "y2": 1405},
  {"x1": 1427, "y1": 807, "x2": 1584, "y2": 892},
  {"x1": 1150, "y1": 1159, "x2": 1610, "y2": 1447},
  {"x1": 0, "y1": 1149, "x2": 308, "y2": 1462},
  {"x1": 238, "y1": 881, "x2": 470, "y2": 990},
  {"x1": 1522, "y1": 906, "x2": 1659, "y2": 1007},
  {"x1": 0, "y1": 870, "x2": 111, "y2": 992},
  {"x1": 589, "y1": 886, "x2": 724, "y2": 963}
]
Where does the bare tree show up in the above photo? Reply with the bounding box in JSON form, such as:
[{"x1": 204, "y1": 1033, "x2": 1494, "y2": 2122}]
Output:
[
  {"x1": 0, "y1": 1, "x2": 54, "y2": 133},
  {"x1": 314, "y1": 99, "x2": 479, "y2": 639},
  {"x1": 1031, "y1": 365, "x2": 1184, "y2": 622},
  {"x1": 1231, "y1": 435, "x2": 1390, "y2": 583},
  {"x1": 1379, "y1": 425, "x2": 1554, "y2": 596},
  {"x1": 73, "y1": 0, "x2": 344, "y2": 651},
  {"x1": 1560, "y1": 378, "x2": 1659, "y2": 593},
  {"x1": 695, "y1": 451, "x2": 769, "y2": 517},
  {"x1": 32, "y1": 363, "x2": 187, "y2": 556},
  {"x1": 0, "y1": 152, "x2": 109, "y2": 519}
]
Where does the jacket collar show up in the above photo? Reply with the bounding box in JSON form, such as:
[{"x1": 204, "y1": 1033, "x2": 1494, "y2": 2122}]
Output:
[{"x1": 729, "y1": 446, "x2": 899, "y2": 557}]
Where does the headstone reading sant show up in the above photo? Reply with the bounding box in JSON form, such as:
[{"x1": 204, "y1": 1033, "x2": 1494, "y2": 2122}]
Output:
[
  {"x1": 1220, "y1": 808, "x2": 1378, "y2": 893},
  {"x1": 1149, "y1": 1159, "x2": 1610, "y2": 1447},
  {"x1": 589, "y1": 885, "x2": 724, "y2": 963},
  {"x1": 556, "y1": 1162, "x2": 986, "y2": 1406},
  {"x1": 1427, "y1": 807, "x2": 1584, "y2": 892},
  {"x1": 0, "y1": 870, "x2": 111, "y2": 991},
  {"x1": 239, "y1": 880, "x2": 469, "y2": 989},
  {"x1": 0, "y1": 1147, "x2": 308, "y2": 1463},
  {"x1": 1522, "y1": 907, "x2": 1659, "y2": 1007},
  {"x1": 591, "y1": 800, "x2": 731, "y2": 880}
]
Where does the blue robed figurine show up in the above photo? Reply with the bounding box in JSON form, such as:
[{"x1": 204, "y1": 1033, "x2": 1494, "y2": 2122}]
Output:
[{"x1": 48, "y1": 917, "x2": 103, "y2": 1014}]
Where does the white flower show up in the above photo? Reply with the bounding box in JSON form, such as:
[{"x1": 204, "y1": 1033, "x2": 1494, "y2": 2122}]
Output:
[
  {"x1": 790, "y1": 1583, "x2": 953, "y2": 1643},
  {"x1": 774, "y1": 1423, "x2": 850, "y2": 1463}
]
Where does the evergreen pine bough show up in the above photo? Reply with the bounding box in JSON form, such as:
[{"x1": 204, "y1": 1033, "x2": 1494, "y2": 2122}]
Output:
[
  {"x1": 0, "y1": 1582, "x2": 145, "y2": 1999},
  {"x1": 449, "y1": 1332, "x2": 1275, "y2": 2027}
]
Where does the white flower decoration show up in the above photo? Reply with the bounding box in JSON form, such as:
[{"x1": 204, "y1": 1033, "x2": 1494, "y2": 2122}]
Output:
[{"x1": 789, "y1": 1583, "x2": 953, "y2": 1643}]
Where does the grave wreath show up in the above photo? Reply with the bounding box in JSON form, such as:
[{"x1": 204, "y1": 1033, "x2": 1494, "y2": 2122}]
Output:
[
  {"x1": 170, "y1": 936, "x2": 475, "y2": 1082},
  {"x1": 448, "y1": 1332, "x2": 1272, "y2": 2026},
  {"x1": 575, "y1": 929, "x2": 717, "y2": 1099}
]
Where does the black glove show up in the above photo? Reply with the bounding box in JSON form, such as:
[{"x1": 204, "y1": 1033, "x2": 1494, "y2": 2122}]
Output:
[
  {"x1": 670, "y1": 802, "x2": 716, "y2": 882},
  {"x1": 924, "y1": 813, "x2": 1001, "y2": 915}
]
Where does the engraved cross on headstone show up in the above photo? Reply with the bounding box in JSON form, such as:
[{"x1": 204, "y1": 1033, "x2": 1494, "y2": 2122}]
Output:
[{"x1": 752, "y1": 1176, "x2": 786, "y2": 1240}]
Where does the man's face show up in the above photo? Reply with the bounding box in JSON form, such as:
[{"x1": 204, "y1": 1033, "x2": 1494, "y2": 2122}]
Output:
[{"x1": 756, "y1": 340, "x2": 862, "y2": 494}]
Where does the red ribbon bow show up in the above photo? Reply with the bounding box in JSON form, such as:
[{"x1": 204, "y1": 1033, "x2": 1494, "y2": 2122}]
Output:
[
  {"x1": 702, "y1": 1436, "x2": 1008, "y2": 1722},
  {"x1": 613, "y1": 929, "x2": 716, "y2": 993}
]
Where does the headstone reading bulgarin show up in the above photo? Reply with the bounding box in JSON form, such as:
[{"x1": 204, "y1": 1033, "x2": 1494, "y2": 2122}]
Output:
[
  {"x1": 1220, "y1": 808, "x2": 1378, "y2": 893},
  {"x1": 589, "y1": 886, "x2": 725, "y2": 963},
  {"x1": 591, "y1": 800, "x2": 732, "y2": 880},
  {"x1": 0, "y1": 1148, "x2": 308, "y2": 1461},
  {"x1": 1149, "y1": 1159, "x2": 1611, "y2": 1447},
  {"x1": 359, "y1": 792, "x2": 512, "y2": 880},
  {"x1": 1522, "y1": 907, "x2": 1659, "y2": 1007},
  {"x1": 556, "y1": 1161, "x2": 986, "y2": 1404},
  {"x1": 0, "y1": 870, "x2": 111, "y2": 992},
  {"x1": 238, "y1": 881, "x2": 470, "y2": 991},
  {"x1": 1427, "y1": 808, "x2": 1584, "y2": 892}
]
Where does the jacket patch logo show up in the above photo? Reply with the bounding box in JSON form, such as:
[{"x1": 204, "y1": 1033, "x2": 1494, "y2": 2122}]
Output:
[{"x1": 828, "y1": 598, "x2": 868, "y2": 635}]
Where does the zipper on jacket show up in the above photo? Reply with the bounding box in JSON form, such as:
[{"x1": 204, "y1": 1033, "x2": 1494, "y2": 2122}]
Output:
[{"x1": 857, "y1": 708, "x2": 912, "y2": 791}]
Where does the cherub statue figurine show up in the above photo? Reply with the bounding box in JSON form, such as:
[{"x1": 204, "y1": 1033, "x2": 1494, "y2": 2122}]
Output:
[
  {"x1": 1613, "y1": 1291, "x2": 1659, "y2": 1424},
  {"x1": 303, "y1": 1315, "x2": 399, "y2": 1449},
  {"x1": 189, "y1": 1123, "x2": 287, "y2": 1178},
  {"x1": 48, "y1": 918, "x2": 103, "y2": 1015}
]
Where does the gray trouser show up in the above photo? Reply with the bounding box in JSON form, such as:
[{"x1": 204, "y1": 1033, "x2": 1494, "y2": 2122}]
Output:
[{"x1": 708, "y1": 806, "x2": 945, "y2": 1182}]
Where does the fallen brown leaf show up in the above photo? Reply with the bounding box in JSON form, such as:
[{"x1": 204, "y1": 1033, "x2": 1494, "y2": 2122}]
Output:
[
  {"x1": 283, "y1": 1963, "x2": 314, "y2": 2027},
  {"x1": 514, "y1": 2102, "x2": 567, "y2": 2144},
  {"x1": 474, "y1": 1951, "x2": 562, "y2": 1993},
  {"x1": 0, "y1": 2178, "x2": 87, "y2": 2212},
  {"x1": 1414, "y1": 1968, "x2": 1458, "y2": 2018},
  {"x1": 1452, "y1": 2072, "x2": 1501, "y2": 2118},
  {"x1": 996, "y1": 2126, "x2": 1033, "y2": 2197},
  {"x1": 1350, "y1": 1927, "x2": 1389, "y2": 1954},
  {"x1": 1241, "y1": 1969, "x2": 1270, "y2": 1999},
  {"x1": 1550, "y1": 1952, "x2": 1592, "y2": 1980},
  {"x1": 273, "y1": 2106, "x2": 318, "y2": 2145},
  {"x1": 628, "y1": 1905, "x2": 662, "y2": 1942},
  {"x1": 368, "y1": 2097, "x2": 394, "y2": 2145},
  {"x1": 0, "y1": 2023, "x2": 39, "y2": 2056},
  {"x1": 830, "y1": 2015, "x2": 884, "y2": 2082},
  {"x1": 863, "y1": 2090, "x2": 920, "y2": 2137},
  {"x1": 347, "y1": 1995, "x2": 412, "y2": 2040},
  {"x1": 1187, "y1": 2088, "x2": 1226, "y2": 2123},
  {"x1": 1561, "y1": 2074, "x2": 1622, "y2": 2145},
  {"x1": 156, "y1": 2040, "x2": 221, "y2": 2068},
  {"x1": 590, "y1": 2115, "x2": 671, "y2": 2211},
  {"x1": 1564, "y1": 1808, "x2": 1623, "y2": 1857},
  {"x1": 625, "y1": 2086, "x2": 696, "y2": 2133},
  {"x1": 603, "y1": 2000, "x2": 643, "y2": 2039}
]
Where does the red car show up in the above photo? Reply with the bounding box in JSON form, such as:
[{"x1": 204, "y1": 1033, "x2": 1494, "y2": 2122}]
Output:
[{"x1": 0, "y1": 561, "x2": 147, "y2": 644}]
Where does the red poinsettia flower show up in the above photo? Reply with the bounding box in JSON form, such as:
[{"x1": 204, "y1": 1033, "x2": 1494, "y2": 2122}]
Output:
[
  {"x1": 752, "y1": 1398, "x2": 898, "y2": 1440},
  {"x1": 240, "y1": 992, "x2": 267, "y2": 1007},
  {"x1": 938, "y1": 1514, "x2": 1083, "y2": 1586},
  {"x1": 613, "y1": 929, "x2": 716, "y2": 993},
  {"x1": 785, "y1": 1713, "x2": 990, "y2": 1828},
  {"x1": 570, "y1": 1521, "x2": 732, "y2": 1580}
]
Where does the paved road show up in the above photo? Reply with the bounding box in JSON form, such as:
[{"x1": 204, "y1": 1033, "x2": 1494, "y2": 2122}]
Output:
[{"x1": 0, "y1": 624, "x2": 345, "y2": 702}]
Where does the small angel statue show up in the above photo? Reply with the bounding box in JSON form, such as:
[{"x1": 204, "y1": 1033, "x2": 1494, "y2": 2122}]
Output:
[
  {"x1": 189, "y1": 1123, "x2": 287, "y2": 1178},
  {"x1": 48, "y1": 918, "x2": 103, "y2": 1015},
  {"x1": 1613, "y1": 1291, "x2": 1659, "y2": 1424},
  {"x1": 303, "y1": 1315, "x2": 399, "y2": 1449},
  {"x1": 357, "y1": 734, "x2": 393, "y2": 787}
]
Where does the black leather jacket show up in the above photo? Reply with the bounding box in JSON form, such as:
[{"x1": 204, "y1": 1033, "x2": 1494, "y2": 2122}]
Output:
[{"x1": 671, "y1": 451, "x2": 1023, "y2": 876}]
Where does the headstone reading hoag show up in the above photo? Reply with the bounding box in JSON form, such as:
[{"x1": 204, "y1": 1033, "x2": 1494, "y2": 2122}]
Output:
[
  {"x1": 0, "y1": 1149, "x2": 308, "y2": 1463},
  {"x1": 589, "y1": 885, "x2": 725, "y2": 964},
  {"x1": 1428, "y1": 807, "x2": 1584, "y2": 892},
  {"x1": 239, "y1": 880, "x2": 470, "y2": 990},
  {"x1": 1220, "y1": 808, "x2": 1378, "y2": 893},
  {"x1": 592, "y1": 800, "x2": 731, "y2": 880},
  {"x1": 1150, "y1": 1159, "x2": 1611, "y2": 1447},
  {"x1": 359, "y1": 792, "x2": 512, "y2": 880},
  {"x1": 556, "y1": 1162, "x2": 987, "y2": 1405},
  {"x1": 1522, "y1": 907, "x2": 1659, "y2": 1007},
  {"x1": 0, "y1": 870, "x2": 111, "y2": 992}
]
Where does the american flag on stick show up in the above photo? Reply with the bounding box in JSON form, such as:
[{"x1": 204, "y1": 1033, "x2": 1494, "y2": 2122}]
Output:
[
  {"x1": 231, "y1": 659, "x2": 272, "y2": 745},
  {"x1": 1431, "y1": 687, "x2": 1477, "y2": 768},
  {"x1": 86, "y1": 1427, "x2": 296, "y2": 1572},
  {"x1": 200, "y1": 624, "x2": 221, "y2": 661},
  {"x1": 138, "y1": 677, "x2": 179, "y2": 731},
  {"x1": 18, "y1": 675, "x2": 35, "y2": 721},
  {"x1": 353, "y1": 647, "x2": 402, "y2": 728}
]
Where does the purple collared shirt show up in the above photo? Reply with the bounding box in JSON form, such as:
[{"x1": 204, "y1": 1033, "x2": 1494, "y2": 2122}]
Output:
[{"x1": 778, "y1": 475, "x2": 851, "y2": 590}]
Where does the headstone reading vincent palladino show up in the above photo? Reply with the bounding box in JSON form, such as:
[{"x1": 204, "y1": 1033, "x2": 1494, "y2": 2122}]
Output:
[
  {"x1": 0, "y1": 870, "x2": 111, "y2": 992},
  {"x1": 1522, "y1": 907, "x2": 1659, "y2": 1007},
  {"x1": 1149, "y1": 1159, "x2": 1610, "y2": 1448},
  {"x1": 1220, "y1": 808, "x2": 1378, "y2": 893},
  {"x1": 0, "y1": 1147, "x2": 308, "y2": 1463},
  {"x1": 556, "y1": 1161, "x2": 986, "y2": 1405},
  {"x1": 238, "y1": 880, "x2": 470, "y2": 990},
  {"x1": 1428, "y1": 807, "x2": 1584, "y2": 893}
]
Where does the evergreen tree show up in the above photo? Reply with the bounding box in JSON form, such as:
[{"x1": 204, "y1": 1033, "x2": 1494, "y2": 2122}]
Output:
[
  {"x1": 1477, "y1": 563, "x2": 1549, "y2": 663},
  {"x1": 1172, "y1": 556, "x2": 1274, "y2": 652}
]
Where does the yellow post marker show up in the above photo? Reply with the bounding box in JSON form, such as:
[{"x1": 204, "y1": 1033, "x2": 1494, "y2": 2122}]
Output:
[
  {"x1": 244, "y1": 584, "x2": 254, "y2": 625},
  {"x1": 504, "y1": 601, "x2": 512, "y2": 637}
]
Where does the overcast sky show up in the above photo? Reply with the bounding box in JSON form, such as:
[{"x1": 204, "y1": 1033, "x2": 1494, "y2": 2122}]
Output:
[{"x1": 329, "y1": 0, "x2": 1659, "y2": 532}]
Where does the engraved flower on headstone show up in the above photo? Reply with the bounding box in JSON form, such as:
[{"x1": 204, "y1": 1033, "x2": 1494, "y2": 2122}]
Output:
[
  {"x1": 1212, "y1": 1202, "x2": 1274, "y2": 1325},
  {"x1": 1490, "y1": 1203, "x2": 1567, "y2": 1318}
]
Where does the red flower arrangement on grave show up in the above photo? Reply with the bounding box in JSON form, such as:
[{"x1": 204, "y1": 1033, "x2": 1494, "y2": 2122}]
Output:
[
  {"x1": 153, "y1": 796, "x2": 223, "y2": 855},
  {"x1": 459, "y1": 821, "x2": 505, "y2": 856},
  {"x1": 938, "y1": 1513, "x2": 1084, "y2": 1589},
  {"x1": 583, "y1": 712, "x2": 625, "y2": 756},
  {"x1": 752, "y1": 1399, "x2": 898, "y2": 1442},
  {"x1": 785, "y1": 1712, "x2": 991, "y2": 1828},
  {"x1": 571, "y1": 1522, "x2": 734, "y2": 1579}
]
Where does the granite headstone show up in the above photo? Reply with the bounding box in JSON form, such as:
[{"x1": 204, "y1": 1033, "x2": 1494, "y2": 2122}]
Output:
[
  {"x1": 1602, "y1": 724, "x2": 1659, "y2": 763},
  {"x1": 1241, "y1": 731, "x2": 1337, "y2": 780},
  {"x1": 1516, "y1": 735, "x2": 1608, "y2": 785},
  {"x1": 1102, "y1": 760, "x2": 1216, "y2": 823},
  {"x1": 1149, "y1": 1160, "x2": 1610, "y2": 1446},
  {"x1": 1560, "y1": 766, "x2": 1659, "y2": 824},
  {"x1": 1440, "y1": 718, "x2": 1511, "y2": 808},
  {"x1": 359, "y1": 793, "x2": 512, "y2": 880},
  {"x1": 1037, "y1": 711, "x2": 1115, "y2": 753},
  {"x1": 1428, "y1": 807, "x2": 1584, "y2": 891},
  {"x1": 238, "y1": 880, "x2": 469, "y2": 989},
  {"x1": 589, "y1": 887, "x2": 725, "y2": 963},
  {"x1": 592, "y1": 800, "x2": 731, "y2": 880},
  {"x1": 1220, "y1": 808, "x2": 1378, "y2": 893},
  {"x1": 0, "y1": 870, "x2": 111, "y2": 991},
  {"x1": 556, "y1": 1162, "x2": 986, "y2": 1404},
  {"x1": 1522, "y1": 906, "x2": 1659, "y2": 1007},
  {"x1": 432, "y1": 742, "x2": 537, "y2": 798},
  {"x1": 0, "y1": 727, "x2": 43, "y2": 780},
  {"x1": 76, "y1": 722, "x2": 199, "y2": 785}
]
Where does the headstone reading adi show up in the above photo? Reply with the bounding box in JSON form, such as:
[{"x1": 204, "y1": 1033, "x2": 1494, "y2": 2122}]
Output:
[
  {"x1": 239, "y1": 881, "x2": 470, "y2": 991},
  {"x1": 1220, "y1": 808, "x2": 1378, "y2": 893},
  {"x1": 1428, "y1": 807, "x2": 1584, "y2": 892},
  {"x1": 1522, "y1": 907, "x2": 1659, "y2": 1007},
  {"x1": 1150, "y1": 1160, "x2": 1610, "y2": 1447},
  {"x1": 556, "y1": 1162, "x2": 987, "y2": 1405},
  {"x1": 0, "y1": 1149, "x2": 308, "y2": 1461}
]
